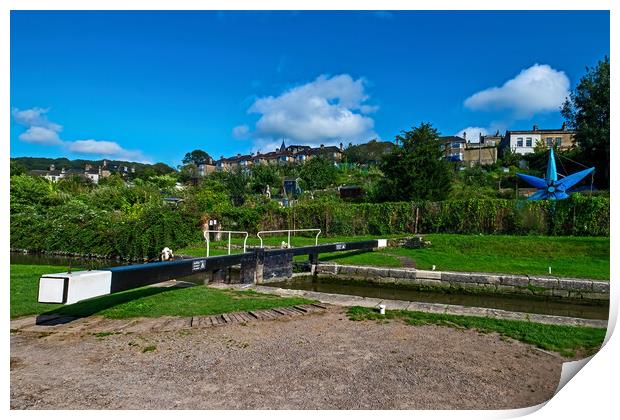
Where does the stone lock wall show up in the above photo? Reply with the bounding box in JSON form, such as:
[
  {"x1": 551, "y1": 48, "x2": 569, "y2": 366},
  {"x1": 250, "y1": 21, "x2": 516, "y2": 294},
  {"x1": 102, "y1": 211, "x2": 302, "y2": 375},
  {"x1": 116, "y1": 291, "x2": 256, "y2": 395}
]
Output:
[{"x1": 315, "y1": 264, "x2": 610, "y2": 302}]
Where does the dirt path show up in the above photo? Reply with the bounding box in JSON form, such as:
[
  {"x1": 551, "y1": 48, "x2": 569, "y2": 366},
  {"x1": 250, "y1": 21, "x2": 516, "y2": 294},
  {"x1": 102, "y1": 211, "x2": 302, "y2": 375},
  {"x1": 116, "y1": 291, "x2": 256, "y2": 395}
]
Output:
[{"x1": 10, "y1": 308, "x2": 565, "y2": 409}]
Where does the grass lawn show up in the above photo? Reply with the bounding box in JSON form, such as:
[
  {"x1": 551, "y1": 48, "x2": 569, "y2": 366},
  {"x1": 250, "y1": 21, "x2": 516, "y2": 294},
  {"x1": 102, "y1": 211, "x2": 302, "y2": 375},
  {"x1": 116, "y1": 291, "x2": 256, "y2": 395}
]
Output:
[
  {"x1": 10, "y1": 264, "x2": 311, "y2": 319},
  {"x1": 178, "y1": 234, "x2": 609, "y2": 280},
  {"x1": 347, "y1": 306, "x2": 606, "y2": 357}
]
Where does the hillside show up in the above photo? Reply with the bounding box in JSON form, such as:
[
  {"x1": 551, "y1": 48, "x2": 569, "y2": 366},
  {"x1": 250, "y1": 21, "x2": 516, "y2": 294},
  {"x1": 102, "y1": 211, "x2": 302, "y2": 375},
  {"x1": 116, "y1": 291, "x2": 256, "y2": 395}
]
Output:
[
  {"x1": 344, "y1": 140, "x2": 395, "y2": 164},
  {"x1": 10, "y1": 156, "x2": 176, "y2": 175}
]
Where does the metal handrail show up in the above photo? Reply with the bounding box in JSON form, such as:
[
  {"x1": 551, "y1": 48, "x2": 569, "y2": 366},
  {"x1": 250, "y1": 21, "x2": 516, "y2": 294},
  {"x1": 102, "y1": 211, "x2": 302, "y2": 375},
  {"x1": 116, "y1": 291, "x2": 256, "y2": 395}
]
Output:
[
  {"x1": 203, "y1": 230, "x2": 249, "y2": 257},
  {"x1": 256, "y1": 229, "x2": 321, "y2": 248}
]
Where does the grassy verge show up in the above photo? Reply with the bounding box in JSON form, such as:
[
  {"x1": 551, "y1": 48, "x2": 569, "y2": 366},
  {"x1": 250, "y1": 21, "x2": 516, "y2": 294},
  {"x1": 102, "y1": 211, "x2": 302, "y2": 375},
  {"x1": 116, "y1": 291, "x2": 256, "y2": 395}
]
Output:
[
  {"x1": 10, "y1": 264, "x2": 310, "y2": 319},
  {"x1": 347, "y1": 306, "x2": 606, "y2": 357},
  {"x1": 177, "y1": 234, "x2": 608, "y2": 280}
]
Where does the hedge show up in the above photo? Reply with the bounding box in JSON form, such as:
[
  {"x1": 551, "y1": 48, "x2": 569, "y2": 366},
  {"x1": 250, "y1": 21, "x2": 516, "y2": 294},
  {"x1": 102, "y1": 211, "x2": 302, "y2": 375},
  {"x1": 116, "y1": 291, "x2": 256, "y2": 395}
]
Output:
[
  {"x1": 217, "y1": 195, "x2": 609, "y2": 237},
  {"x1": 11, "y1": 195, "x2": 609, "y2": 260}
]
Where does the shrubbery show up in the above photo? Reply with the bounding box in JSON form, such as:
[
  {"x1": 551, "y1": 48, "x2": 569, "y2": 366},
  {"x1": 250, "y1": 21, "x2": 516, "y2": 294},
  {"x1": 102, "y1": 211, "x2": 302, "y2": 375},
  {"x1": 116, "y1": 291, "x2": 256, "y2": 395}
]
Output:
[{"x1": 10, "y1": 171, "x2": 609, "y2": 260}]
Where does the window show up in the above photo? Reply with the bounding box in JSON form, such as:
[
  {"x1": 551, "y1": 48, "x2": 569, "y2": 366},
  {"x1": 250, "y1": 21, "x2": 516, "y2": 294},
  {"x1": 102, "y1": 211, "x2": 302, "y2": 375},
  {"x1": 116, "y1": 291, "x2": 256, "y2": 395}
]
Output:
[
  {"x1": 451, "y1": 142, "x2": 462, "y2": 149},
  {"x1": 546, "y1": 137, "x2": 554, "y2": 147},
  {"x1": 555, "y1": 137, "x2": 562, "y2": 146},
  {"x1": 526, "y1": 137, "x2": 532, "y2": 147},
  {"x1": 516, "y1": 137, "x2": 523, "y2": 147}
]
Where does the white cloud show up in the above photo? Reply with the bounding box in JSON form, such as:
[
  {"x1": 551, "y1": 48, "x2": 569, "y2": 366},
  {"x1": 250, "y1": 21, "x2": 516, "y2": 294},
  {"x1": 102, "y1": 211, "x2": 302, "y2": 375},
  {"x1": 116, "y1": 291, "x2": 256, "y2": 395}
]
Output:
[
  {"x1": 12, "y1": 107, "x2": 63, "y2": 131},
  {"x1": 68, "y1": 139, "x2": 144, "y2": 160},
  {"x1": 232, "y1": 124, "x2": 250, "y2": 139},
  {"x1": 12, "y1": 107, "x2": 146, "y2": 161},
  {"x1": 243, "y1": 74, "x2": 378, "y2": 148},
  {"x1": 454, "y1": 126, "x2": 489, "y2": 143},
  {"x1": 464, "y1": 64, "x2": 570, "y2": 117},
  {"x1": 18, "y1": 126, "x2": 63, "y2": 145}
]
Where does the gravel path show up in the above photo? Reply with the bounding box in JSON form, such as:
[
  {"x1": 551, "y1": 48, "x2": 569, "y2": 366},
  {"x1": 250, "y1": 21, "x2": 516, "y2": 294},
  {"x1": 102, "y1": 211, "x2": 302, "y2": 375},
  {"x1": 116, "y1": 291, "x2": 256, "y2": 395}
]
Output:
[{"x1": 10, "y1": 308, "x2": 565, "y2": 409}]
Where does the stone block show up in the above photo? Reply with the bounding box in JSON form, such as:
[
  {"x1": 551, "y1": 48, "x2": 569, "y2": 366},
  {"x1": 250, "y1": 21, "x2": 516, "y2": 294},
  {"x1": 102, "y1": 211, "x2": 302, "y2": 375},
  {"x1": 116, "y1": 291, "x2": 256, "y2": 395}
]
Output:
[
  {"x1": 552, "y1": 289, "x2": 570, "y2": 298},
  {"x1": 529, "y1": 276, "x2": 559, "y2": 289},
  {"x1": 495, "y1": 284, "x2": 517, "y2": 293},
  {"x1": 592, "y1": 281, "x2": 610, "y2": 293},
  {"x1": 338, "y1": 265, "x2": 356, "y2": 275},
  {"x1": 581, "y1": 292, "x2": 610, "y2": 301},
  {"x1": 557, "y1": 279, "x2": 593, "y2": 291},
  {"x1": 441, "y1": 272, "x2": 471, "y2": 283},
  {"x1": 500, "y1": 275, "x2": 529, "y2": 287},
  {"x1": 469, "y1": 273, "x2": 500, "y2": 285},
  {"x1": 388, "y1": 268, "x2": 411, "y2": 279},
  {"x1": 416, "y1": 270, "x2": 441, "y2": 280}
]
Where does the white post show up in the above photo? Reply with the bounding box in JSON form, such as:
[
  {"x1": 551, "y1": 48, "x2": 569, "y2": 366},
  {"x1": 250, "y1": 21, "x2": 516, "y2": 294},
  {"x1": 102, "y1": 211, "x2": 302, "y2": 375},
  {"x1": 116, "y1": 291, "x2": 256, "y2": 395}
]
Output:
[
  {"x1": 288, "y1": 230, "x2": 291, "y2": 248},
  {"x1": 228, "y1": 232, "x2": 232, "y2": 255}
]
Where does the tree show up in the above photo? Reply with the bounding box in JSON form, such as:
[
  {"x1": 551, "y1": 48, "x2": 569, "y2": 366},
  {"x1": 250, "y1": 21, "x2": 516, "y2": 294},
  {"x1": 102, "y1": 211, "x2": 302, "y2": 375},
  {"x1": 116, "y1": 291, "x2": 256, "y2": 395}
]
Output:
[
  {"x1": 10, "y1": 161, "x2": 26, "y2": 176},
  {"x1": 298, "y1": 157, "x2": 338, "y2": 191},
  {"x1": 250, "y1": 164, "x2": 280, "y2": 194},
  {"x1": 182, "y1": 149, "x2": 213, "y2": 166},
  {"x1": 561, "y1": 56, "x2": 610, "y2": 188},
  {"x1": 375, "y1": 123, "x2": 452, "y2": 202}
]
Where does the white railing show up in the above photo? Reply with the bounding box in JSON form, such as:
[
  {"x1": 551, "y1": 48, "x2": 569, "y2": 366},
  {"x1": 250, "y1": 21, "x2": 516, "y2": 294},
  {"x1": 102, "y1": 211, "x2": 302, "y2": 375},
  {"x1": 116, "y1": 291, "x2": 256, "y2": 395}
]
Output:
[
  {"x1": 203, "y1": 230, "x2": 249, "y2": 257},
  {"x1": 256, "y1": 229, "x2": 321, "y2": 248}
]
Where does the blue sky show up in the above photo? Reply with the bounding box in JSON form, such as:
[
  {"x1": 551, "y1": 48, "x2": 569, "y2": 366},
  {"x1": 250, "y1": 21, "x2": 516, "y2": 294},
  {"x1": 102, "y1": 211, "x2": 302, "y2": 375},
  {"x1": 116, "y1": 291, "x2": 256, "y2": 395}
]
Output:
[{"x1": 10, "y1": 10, "x2": 609, "y2": 166}]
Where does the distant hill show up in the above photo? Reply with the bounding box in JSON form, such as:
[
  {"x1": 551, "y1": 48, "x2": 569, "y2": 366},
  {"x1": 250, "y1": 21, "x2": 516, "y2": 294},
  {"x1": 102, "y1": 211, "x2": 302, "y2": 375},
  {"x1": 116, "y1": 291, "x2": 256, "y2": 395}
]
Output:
[
  {"x1": 344, "y1": 140, "x2": 395, "y2": 164},
  {"x1": 10, "y1": 156, "x2": 176, "y2": 175}
]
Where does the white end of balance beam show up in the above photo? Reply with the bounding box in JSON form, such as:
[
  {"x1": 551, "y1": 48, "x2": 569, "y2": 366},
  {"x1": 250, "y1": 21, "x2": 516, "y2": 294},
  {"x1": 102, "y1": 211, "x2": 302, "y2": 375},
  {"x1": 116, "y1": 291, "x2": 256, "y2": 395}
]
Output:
[
  {"x1": 38, "y1": 270, "x2": 112, "y2": 305},
  {"x1": 376, "y1": 239, "x2": 388, "y2": 248}
]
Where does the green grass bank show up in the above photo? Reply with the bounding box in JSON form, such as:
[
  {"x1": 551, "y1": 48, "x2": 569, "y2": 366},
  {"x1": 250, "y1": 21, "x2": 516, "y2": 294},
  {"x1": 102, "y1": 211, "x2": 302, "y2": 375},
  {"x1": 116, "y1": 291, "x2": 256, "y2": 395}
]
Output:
[
  {"x1": 10, "y1": 264, "x2": 310, "y2": 319},
  {"x1": 178, "y1": 234, "x2": 609, "y2": 280}
]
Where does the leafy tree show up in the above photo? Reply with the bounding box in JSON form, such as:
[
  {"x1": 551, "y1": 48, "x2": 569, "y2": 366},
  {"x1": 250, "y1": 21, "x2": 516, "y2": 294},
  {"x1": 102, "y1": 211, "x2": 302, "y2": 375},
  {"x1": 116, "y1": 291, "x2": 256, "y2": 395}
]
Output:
[
  {"x1": 223, "y1": 168, "x2": 250, "y2": 206},
  {"x1": 344, "y1": 139, "x2": 395, "y2": 165},
  {"x1": 561, "y1": 56, "x2": 610, "y2": 188},
  {"x1": 250, "y1": 164, "x2": 280, "y2": 194},
  {"x1": 151, "y1": 162, "x2": 176, "y2": 175},
  {"x1": 10, "y1": 161, "x2": 26, "y2": 176},
  {"x1": 178, "y1": 163, "x2": 200, "y2": 183},
  {"x1": 298, "y1": 157, "x2": 338, "y2": 191},
  {"x1": 375, "y1": 123, "x2": 452, "y2": 202},
  {"x1": 182, "y1": 149, "x2": 213, "y2": 166}
]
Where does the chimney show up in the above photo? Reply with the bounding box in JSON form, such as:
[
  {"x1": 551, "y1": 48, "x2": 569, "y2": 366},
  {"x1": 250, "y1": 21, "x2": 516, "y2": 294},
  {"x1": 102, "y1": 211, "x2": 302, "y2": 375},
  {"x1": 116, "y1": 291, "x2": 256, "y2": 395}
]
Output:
[
  {"x1": 533, "y1": 124, "x2": 539, "y2": 131},
  {"x1": 49, "y1": 164, "x2": 55, "y2": 171},
  {"x1": 103, "y1": 159, "x2": 108, "y2": 168},
  {"x1": 320, "y1": 144, "x2": 324, "y2": 149},
  {"x1": 479, "y1": 132, "x2": 484, "y2": 144},
  {"x1": 463, "y1": 132, "x2": 467, "y2": 141},
  {"x1": 562, "y1": 122, "x2": 567, "y2": 131},
  {"x1": 61, "y1": 167, "x2": 65, "y2": 174},
  {"x1": 339, "y1": 142, "x2": 343, "y2": 151},
  {"x1": 98, "y1": 166, "x2": 102, "y2": 175}
]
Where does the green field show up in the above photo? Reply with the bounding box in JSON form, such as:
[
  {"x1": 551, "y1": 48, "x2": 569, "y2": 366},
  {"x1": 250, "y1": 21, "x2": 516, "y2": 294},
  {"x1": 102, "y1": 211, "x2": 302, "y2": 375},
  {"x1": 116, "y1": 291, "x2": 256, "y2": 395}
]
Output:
[
  {"x1": 347, "y1": 306, "x2": 606, "y2": 357},
  {"x1": 10, "y1": 264, "x2": 310, "y2": 319},
  {"x1": 178, "y1": 234, "x2": 609, "y2": 280}
]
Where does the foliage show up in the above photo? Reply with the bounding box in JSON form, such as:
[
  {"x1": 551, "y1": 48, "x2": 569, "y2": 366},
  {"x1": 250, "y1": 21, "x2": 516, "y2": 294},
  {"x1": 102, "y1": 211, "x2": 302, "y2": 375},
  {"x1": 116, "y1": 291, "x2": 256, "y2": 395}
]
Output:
[
  {"x1": 375, "y1": 123, "x2": 453, "y2": 202},
  {"x1": 249, "y1": 164, "x2": 280, "y2": 194},
  {"x1": 298, "y1": 157, "x2": 338, "y2": 191},
  {"x1": 561, "y1": 56, "x2": 610, "y2": 188},
  {"x1": 182, "y1": 149, "x2": 213, "y2": 166},
  {"x1": 343, "y1": 139, "x2": 395, "y2": 164}
]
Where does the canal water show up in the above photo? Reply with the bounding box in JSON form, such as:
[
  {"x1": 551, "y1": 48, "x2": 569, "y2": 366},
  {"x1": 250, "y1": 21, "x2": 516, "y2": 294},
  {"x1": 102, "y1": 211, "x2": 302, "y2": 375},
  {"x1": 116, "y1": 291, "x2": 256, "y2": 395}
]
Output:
[
  {"x1": 12, "y1": 253, "x2": 608, "y2": 320},
  {"x1": 269, "y1": 276, "x2": 609, "y2": 321}
]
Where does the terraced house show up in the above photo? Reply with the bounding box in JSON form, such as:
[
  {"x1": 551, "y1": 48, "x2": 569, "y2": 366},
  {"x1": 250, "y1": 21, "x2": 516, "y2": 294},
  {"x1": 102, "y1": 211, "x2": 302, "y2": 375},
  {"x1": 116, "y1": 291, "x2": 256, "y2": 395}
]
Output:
[{"x1": 215, "y1": 140, "x2": 344, "y2": 171}]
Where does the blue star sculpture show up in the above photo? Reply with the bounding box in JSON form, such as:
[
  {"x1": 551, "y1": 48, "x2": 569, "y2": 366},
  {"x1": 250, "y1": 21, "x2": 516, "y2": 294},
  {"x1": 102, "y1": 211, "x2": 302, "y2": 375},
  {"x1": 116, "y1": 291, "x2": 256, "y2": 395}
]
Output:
[{"x1": 517, "y1": 148, "x2": 594, "y2": 201}]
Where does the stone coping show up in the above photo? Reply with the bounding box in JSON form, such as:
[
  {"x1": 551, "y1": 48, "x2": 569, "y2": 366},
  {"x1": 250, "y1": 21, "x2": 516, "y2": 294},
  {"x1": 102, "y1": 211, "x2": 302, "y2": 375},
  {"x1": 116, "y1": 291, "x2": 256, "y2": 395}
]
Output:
[
  {"x1": 252, "y1": 285, "x2": 608, "y2": 329},
  {"x1": 314, "y1": 264, "x2": 609, "y2": 301}
]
